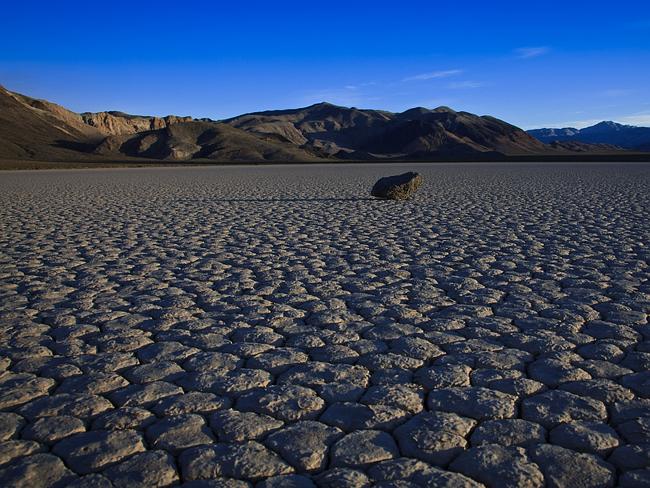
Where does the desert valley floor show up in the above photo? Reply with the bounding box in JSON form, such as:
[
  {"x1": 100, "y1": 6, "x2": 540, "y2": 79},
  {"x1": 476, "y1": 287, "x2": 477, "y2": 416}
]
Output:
[{"x1": 0, "y1": 163, "x2": 649, "y2": 487}]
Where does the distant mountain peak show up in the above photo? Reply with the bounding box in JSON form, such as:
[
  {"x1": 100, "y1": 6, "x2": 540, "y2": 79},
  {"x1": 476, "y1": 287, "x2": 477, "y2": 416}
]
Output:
[
  {"x1": 585, "y1": 120, "x2": 629, "y2": 131},
  {"x1": 528, "y1": 120, "x2": 650, "y2": 149}
]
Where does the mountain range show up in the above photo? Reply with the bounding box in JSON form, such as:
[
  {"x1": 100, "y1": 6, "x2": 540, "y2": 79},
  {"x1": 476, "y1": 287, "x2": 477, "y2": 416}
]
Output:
[
  {"x1": 528, "y1": 121, "x2": 650, "y2": 151},
  {"x1": 1, "y1": 85, "x2": 647, "y2": 164}
]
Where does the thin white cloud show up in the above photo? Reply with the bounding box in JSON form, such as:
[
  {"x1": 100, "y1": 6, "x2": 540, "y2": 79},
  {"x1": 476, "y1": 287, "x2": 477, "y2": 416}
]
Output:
[
  {"x1": 619, "y1": 113, "x2": 650, "y2": 126},
  {"x1": 448, "y1": 81, "x2": 484, "y2": 89},
  {"x1": 402, "y1": 69, "x2": 463, "y2": 82},
  {"x1": 515, "y1": 47, "x2": 550, "y2": 59}
]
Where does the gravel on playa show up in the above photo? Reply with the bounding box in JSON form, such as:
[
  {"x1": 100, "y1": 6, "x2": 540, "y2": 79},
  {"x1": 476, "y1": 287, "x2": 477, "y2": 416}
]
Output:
[{"x1": 0, "y1": 162, "x2": 649, "y2": 487}]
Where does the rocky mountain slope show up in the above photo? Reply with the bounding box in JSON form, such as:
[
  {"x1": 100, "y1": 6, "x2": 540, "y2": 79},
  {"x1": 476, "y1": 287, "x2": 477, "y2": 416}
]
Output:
[
  {"x1": 0, "y1": 87, "x2": 322, "y2": 162},
  {"x1": 0, "y1": 86, "x2": 105, "y2": 160},
  {"x1": 95, "y1": 122, "x2": 323, "y2": 162},
  {"x1": 0, "y1": 85, "x2": 641, "y2": 163},
  {"x1": 81, "y1": 112, "x2": 193, "y2": 136},
  {"x1": 226, "y1": 103, "x2": 550, "y2": 159},
  {"x1": 528, "y1": 121, "x2": 650, "y2": 149}
]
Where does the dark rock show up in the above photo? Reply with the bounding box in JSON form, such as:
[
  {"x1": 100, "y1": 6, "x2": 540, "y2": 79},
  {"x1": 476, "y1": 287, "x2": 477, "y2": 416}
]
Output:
[{"x1": 371, "y1": 172, "x2": 423, "y2": 200}]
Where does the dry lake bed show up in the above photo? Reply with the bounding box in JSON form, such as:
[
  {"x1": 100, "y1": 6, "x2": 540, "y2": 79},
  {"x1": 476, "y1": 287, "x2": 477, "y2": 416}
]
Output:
[{"x1": 0, "y1": 162, "x2": 649, "y2": 487}]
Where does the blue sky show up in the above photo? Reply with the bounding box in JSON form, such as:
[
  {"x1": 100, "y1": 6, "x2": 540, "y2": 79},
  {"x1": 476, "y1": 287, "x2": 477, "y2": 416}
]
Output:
[{"x1": 2, "y1": 0, "x2": 649, "y2": 128}]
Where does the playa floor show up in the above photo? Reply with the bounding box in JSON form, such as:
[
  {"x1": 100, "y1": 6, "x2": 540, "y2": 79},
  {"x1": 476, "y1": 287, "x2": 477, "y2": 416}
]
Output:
[{"x1": 0, "y1": 163, "x2": 649, "y2": 487}]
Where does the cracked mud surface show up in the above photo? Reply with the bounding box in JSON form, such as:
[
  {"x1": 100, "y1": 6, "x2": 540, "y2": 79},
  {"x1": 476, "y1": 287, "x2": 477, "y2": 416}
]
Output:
[{"x1": 0, "y1": 162, "x2": 649, "y2": 487}]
